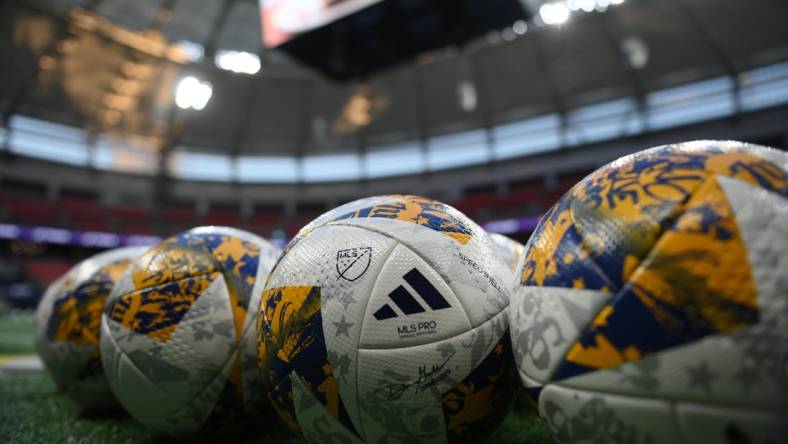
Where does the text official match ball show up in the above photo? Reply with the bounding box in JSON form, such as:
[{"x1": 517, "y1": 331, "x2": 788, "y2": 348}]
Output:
[
  {"x1": 258, "y1": 195, "x2": 517, "y2": 444},
  {"x1": 509, "y1": 141, "x2": 788, "y2": 443},
  {"x1": 34, "y1": 246, "x2": 147, "y2": 410},
  {"x1": 99, "y1": 227, "x2": 281, "y2": 436}
]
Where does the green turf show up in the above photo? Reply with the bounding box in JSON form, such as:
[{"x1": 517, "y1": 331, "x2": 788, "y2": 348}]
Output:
[
  {"x1": 0, "y1": 313, "x2": 36, "y2": 355},
  {"x1": 0, "y1": 313, "x2": 552, "y2": 443},
  {"x1": 0, "y1": 372, "x2": 156, "y2": 444}
]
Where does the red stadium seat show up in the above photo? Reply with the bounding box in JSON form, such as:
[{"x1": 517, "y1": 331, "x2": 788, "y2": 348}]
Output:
[{"x1": 23, "y1": 258, "x2": 75, "y2": 286}]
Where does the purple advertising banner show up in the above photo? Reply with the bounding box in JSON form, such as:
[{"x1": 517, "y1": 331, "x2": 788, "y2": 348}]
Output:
[
  {"x1": 481, "y1": 215, "x2": 542, "y2": 234},
  {"x1": 0, "y1": 223, "x2": 162, "y2": 248},
  {"x1": 0, "y1": 216, "x2": 536, "y2": 250}
]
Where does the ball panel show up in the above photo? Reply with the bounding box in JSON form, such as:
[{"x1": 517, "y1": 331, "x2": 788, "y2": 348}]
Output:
[
  {"x1": 539, "y1": 382, "x2": 787, "y2": 444},
  {"x1": 259, "y1": 285, "x2": 360, "y2": 439},
  {"x1": 552, "y1": 174, "x2": 760, "y2": 381},
  {"x1": 128, "y1": 237, "x2": 221, "y2": 292},
  {"x1": 153, "y1": 275, "x2": 238, "y2": 392},
  {"x1": 291, "y1": 371, "x2": 365, "y2": 444},
  {"x1": 330, "y1": 216, "x2": 509, "y2": 328},
  {"x1": 676, "y1": 403, "x2": 788, "y2": 444},
  {"x1": 106, "y1": 271, "x2": 222, "y2": 342},
  {"x1": 268, "y1": 371, "x2": 300, "y2": 435},
  {"x1": 313, "y1": 194, "x2": 510, "y2": 329},
  {"x1": 112, "y1": 348, "x2": 184, "y2": 421},
  {"x1": 179, "y1": 229, "x2": 265, "y2": 323},
  {"x1": 520, "y1": 200, "x2": 615, "y2": 291},
  {"x1": 261, "y1": 224, "x2": 399, "y2": 430},
  {"x1": 717, "y1": 175, "x2": 788, "y2": 313},
  {"x1": 358, "y1": 382, "x2": 446, "y2": 444},
  {"x1": 509, "y1": 286, "x2": 610, "y2": 385},
  {"x1": 440, "y1": 334, "x2": 516, "y2": 443},
  {"x1": 545, "y1": 326, "x2": 788, "y2": 412},
  {"x1": 539, "y1": 383, "x2": 682, "y2": 444},
  {"x1": 360, "y1": 243, "x2": 472, "y2": 349},
  {"x1": 355, "y1": 310, "x2": 510, "y2": 443},
  {"x1": 329, "y1": 194, "x2": 476, "y2": 245},
  {"x1": 135, "y1": 349, "x2": 238, "y2": 435},
  {"x1": 48, "y1": 258, "x2": 129, "y2": 346}
]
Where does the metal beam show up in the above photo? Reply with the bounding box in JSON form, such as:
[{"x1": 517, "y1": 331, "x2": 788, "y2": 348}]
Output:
[
  {"x1": 667, "y1": 0, "x2": 741, "y2": 112},
  {"x1": 529, "y1": 30, "x2": 569, "y2": 147},
  {"x1": 594, "y1": 9, "x2": 649, "y2": 134},
  {"x1": 202, "y1": 0, "x2": 236, "y2": 60},
  {"x1": 411, "y1": 65, "x2": 430, "y2": 174},
  {"x1": 2, "y1": 3, "x2": 71, "y2": 132}
]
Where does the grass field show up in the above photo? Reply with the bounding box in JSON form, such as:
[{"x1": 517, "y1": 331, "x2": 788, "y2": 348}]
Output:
[
  {"x1": 0, "y1": 313, "x2": 552, "y2": 443},
  {"x1": 0, "y1": 313, "x2": 36, "y2": 355}
]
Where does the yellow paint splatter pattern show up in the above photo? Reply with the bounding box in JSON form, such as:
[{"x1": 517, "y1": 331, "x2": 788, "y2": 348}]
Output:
[
  {"x1": 332, "y1": 194, "x2": 476, "y2": 245},
  {"x1": 518, "y1": 143, "x2": 788, "y2": 381}
]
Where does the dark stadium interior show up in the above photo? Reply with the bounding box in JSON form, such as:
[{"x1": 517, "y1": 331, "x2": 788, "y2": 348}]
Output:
[
  {"x1": 0, "y1": 1, "x2": 787, "y2": 312},
  {"x1": 2, "y1": 0, "x2": 788, "y2": 305}
]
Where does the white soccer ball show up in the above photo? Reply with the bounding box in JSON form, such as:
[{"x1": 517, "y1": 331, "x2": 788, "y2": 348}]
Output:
[
  {"x1": 258, "y1": 195, "x2": 517, "y2": 443},
  {"x1": 99, "y1": 226, "x2": 281, "y2": 436},
  {"x1": 34, "y1": 246, "x2": 147, "y2": 410},
  {"x1": 489, "y1": 232, "x2": 526, "y2": 275},
  {"x1": 509, "y1": 141, "x2": 788, "y2": 443}
]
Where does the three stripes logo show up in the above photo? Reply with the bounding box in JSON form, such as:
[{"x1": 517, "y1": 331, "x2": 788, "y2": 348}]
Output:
[{"x1": 373, "y1": 268, "x2": 451, "y2": 320}]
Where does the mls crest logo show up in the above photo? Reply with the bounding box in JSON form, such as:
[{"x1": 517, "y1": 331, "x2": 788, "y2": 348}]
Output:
[{"x1": 336, "y1": 247, "x2": 372, "y2": 281}]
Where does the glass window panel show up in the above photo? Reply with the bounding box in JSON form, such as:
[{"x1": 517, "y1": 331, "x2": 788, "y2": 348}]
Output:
[
  {"x1": 302, "y1": 153, "x2": 361, "y2": 182},
  {"x1": 365, "y1": 142, "x2": 424, "y2": 178},
  {"x1": 492, "y1": 114, "x2": 561, "y2": 160},
  {"x1": 236, "y1": 156, "x2": 299, "y2": 183},
  {"x1": 169, "y1": 151, "x2": 233, "y2": 181}
]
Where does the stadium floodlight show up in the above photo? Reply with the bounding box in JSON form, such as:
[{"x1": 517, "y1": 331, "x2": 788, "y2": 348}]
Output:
[
  {"x1": 458, "y1": 80, "x2": 478, "y2": 112},
  {"x1": 539, "y1": 2, "x2": 570, "y2": 26},
  {"x1": 175, "y1": 76, "x2": 213, "y2": 110},
  {"x1": 175, "y1": 40, "x2": 205, "y2": 63},
  {"x1": 513, "y1": 20, "x2": 528, "y2": 35},
  {"x1": 577, "y1": 0, "x2": 596, "y2": 12},
  {"x1": 214, "y1": 49, "x2": 261, "y2": 75}
]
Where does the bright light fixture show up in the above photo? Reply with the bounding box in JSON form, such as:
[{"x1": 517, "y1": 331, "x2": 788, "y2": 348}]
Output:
[
  {"x1": 577, "y1": 0, "x2": 596, "y2": 12},
  {"x1": 214, "y1": 50, "x2": 261, "y2": 75},
  {"x1": 175, "y1": 76, "x2": 213, "y2": 110},
  {"x1": 175, "y1": 40, "x2": 205, "y2": 63},
  {"x1": 458, "y1": 80, "x2": 478, "y2": 112},
  {"x1": 512, "y1": 20, "x2": 528, "y2": 35},
  {"x1": 540, "y1": 2, "x2": 571, "y2": 26}
]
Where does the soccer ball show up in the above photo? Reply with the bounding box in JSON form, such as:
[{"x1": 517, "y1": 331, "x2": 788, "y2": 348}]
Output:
[
  {"x1": 509, "y1": 141, "x2": 788, "y2": 443},
  {"x1": 34, "y1": 246, "x2": 147, "y2": 410},
  {"x1": 99, "y1": 226, "x2": 281, "y2": 436},
  {"x1": 489, "y1": 233, "x2": 526, "y2": 275},
  {"x1": 257, "y1": 195, "x2": 517, "y2": 443}
]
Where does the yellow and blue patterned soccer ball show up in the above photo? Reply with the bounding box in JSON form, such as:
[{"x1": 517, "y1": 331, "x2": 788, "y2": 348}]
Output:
[
  {"x1": 257, "y1": 195, "x2": 517, "y2": 443},
  {"x1": 509, "y1": 141, "x2": 788, "y2": 443},
  {"x1": 99, "y1": 226, "x2": 281, "y2": 436},
  {"x1": 34, "y1": 246, "x2": 147, "y2": 410}
]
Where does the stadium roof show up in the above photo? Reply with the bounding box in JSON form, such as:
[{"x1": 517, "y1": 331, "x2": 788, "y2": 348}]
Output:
[{"x1": 1, "y1": 0, "x2": 787, "y2": 176}]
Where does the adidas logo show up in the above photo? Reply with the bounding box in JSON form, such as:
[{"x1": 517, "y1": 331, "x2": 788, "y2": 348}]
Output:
[{"x1": 373, "y1": 268, "x2": 451, "y2": 320}]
